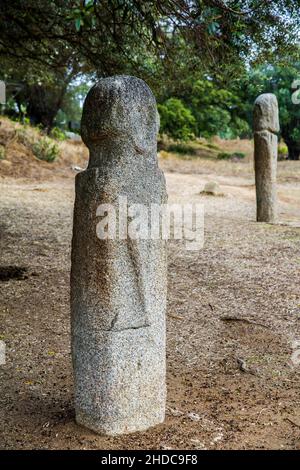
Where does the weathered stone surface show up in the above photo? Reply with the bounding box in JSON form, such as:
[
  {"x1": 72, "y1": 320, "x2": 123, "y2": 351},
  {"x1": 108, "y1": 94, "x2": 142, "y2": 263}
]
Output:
[
  {"x1": 254, "y1": 94, "x2": 279, "y2": 223},
  {"x1": 253, "y1": 93, "x2": 280, "y2": 133},
  {"x1": 71, "y1": 75, "x2": 167, "y2": 435}
]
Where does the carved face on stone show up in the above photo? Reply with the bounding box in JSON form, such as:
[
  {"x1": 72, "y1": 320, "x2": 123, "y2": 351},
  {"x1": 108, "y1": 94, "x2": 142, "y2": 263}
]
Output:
[{"x1": 81, "y1": 75, "x2": 158, "y2": 156}]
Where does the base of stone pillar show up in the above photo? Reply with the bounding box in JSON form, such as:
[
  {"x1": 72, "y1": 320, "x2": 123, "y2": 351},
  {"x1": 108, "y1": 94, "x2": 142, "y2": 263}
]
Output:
[{"x1": 75, "y1": 409, "x2": 165, "y2": 436}]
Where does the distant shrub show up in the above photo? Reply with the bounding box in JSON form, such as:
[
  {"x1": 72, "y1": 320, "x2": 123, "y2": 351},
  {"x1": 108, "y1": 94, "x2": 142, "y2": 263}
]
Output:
[
  {"x1": 217, "y1": 151, "x2": 245, "y2": 160},
  {"x1": 217, "y1": 152, "x2": 232, "y2": 160},
  {"x1": 157, "y1": 137, "x2": 167, "y2": 151},
  {"x1": 278, "y1": 143, "x2": 288, "y2": 160},
  {"x1": 15, "y1": 122, "x2": 60, "y2": 162},
  {"x1": 205, "y1": 142, "x2": 220, "y2": 150},
  {"x1": 32, "y1": 137, "x2": 60, "y2": 162},
  {"x1": 50, "y1": 127, "x2": 67, "y2": 141},
  {"x1": 16, "y1": 127, "x2": 31, "y2": 146},
  {"x1": 22, "y1": 117, "x2": 31, "y2": 127},
  {"x1": 158, "y1": 98, "x2": 196, "y2": 141},
  {"x1": 167, "y1": 142, "x2": 197, "y2": 155},
  {"x1": 232, "y1": 152, "x2": 245, "y2": 159},
  {"x1": 159, "y1": 150, "x2": 170, "y2": 159}
]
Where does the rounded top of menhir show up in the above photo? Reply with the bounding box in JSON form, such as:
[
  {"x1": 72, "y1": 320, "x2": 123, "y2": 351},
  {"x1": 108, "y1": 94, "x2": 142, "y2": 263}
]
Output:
[
  {"x1": 81, "y1": 75, "x2": 158, "y2": 154},
  {"x1": 253, "y1": 93, "x2": 280, "y2": 133}
]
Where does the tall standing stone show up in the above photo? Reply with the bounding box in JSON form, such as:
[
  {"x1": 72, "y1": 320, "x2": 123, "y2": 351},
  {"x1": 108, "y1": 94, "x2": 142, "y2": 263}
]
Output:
[
  {"x1": 253, "y1": 93, "x2": 280, "y2": 223},
  {"x1": 71, "y1": 76, "x2": 167, "y2": 435}
]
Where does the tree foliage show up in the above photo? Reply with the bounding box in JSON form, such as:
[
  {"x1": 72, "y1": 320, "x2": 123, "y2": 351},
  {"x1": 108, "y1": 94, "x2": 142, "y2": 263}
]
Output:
[
  {"x1": 0, "y1": 1, "x2": 299, "y2": 134},
  {"x1": 158, "y1": 98, "x2": 196, "y2": 141},
  {"x1": 158, "y1": 77, "x2": 251, "y2": 140},
  {"x1": 1, "y1": 1, "x2": 298, "y2": 76}
]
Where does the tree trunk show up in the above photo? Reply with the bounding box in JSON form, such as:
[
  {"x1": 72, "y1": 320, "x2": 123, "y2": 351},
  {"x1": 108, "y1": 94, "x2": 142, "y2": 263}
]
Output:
[
  {"x1": 26, "y1": 83, "x2": 68, "y2": 134},
  {"x1": 285, "y1": 140, "x2": 300, "y2": 160}
]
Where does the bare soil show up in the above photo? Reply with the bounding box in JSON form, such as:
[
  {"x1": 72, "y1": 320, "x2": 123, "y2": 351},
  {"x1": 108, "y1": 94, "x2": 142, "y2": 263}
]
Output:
[{"x1": 0, "y1": 135, "x2": 300, "y2": 450}]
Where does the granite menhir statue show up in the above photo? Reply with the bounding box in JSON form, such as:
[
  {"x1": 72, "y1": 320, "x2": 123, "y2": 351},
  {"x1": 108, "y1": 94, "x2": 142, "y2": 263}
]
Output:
[{"x1": 71, "y1": 76, "x2": 167, "y2": 435}]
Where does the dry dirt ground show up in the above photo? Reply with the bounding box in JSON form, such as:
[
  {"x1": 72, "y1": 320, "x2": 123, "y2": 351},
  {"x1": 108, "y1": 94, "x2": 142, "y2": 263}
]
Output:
[{"x1": 0, "y1": 146, "x2": 300, "y2": 450}]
